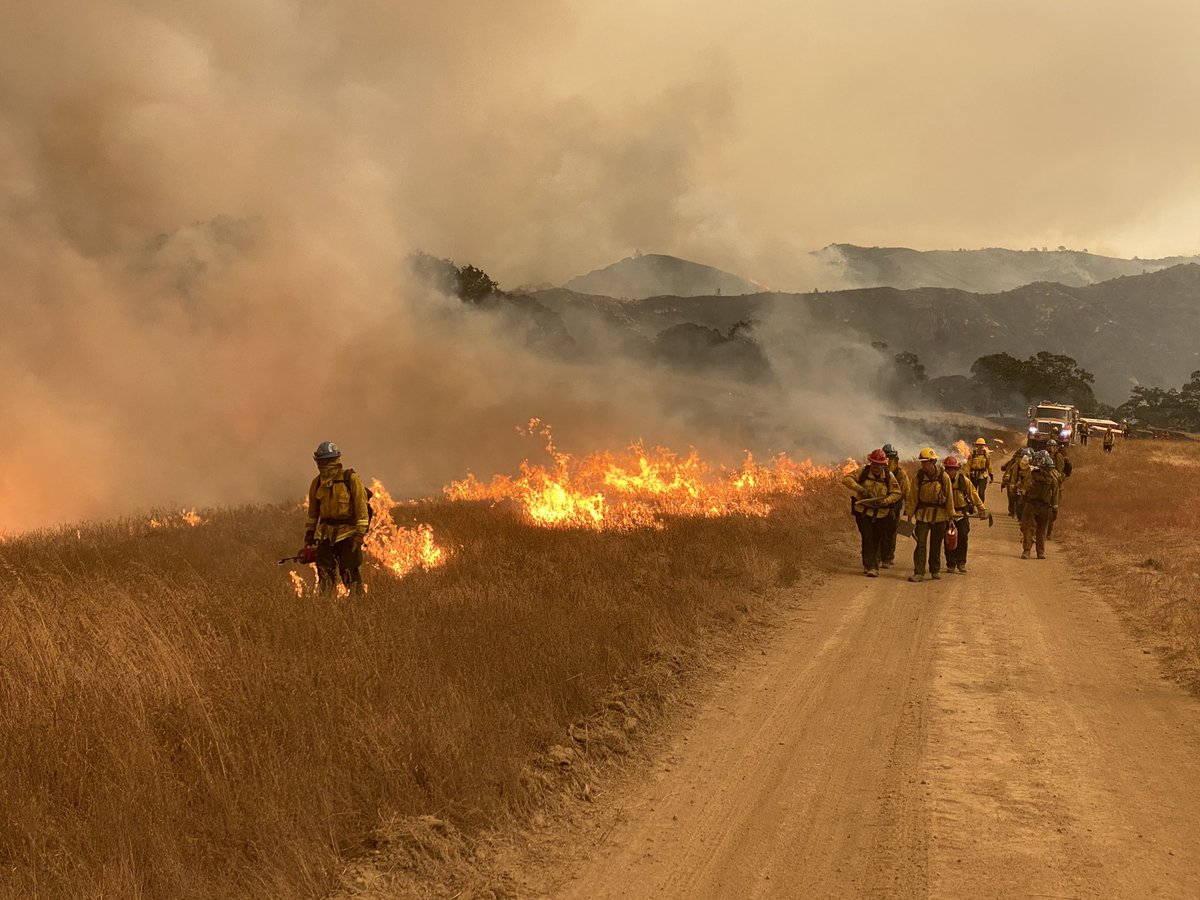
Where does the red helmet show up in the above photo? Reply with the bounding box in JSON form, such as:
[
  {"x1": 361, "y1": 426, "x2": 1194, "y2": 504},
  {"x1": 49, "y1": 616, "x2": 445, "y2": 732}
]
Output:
[
  {"x1": 943, "y1": 455, "x2": 961, "y2": 469},
  {"x1": 867, "y1": 448, "x2": 888, "y2": 465}
]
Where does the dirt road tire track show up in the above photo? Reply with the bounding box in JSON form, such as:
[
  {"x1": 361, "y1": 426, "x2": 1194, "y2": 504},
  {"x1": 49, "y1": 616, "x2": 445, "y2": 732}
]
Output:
[{"x1": 537, "y1": 515, "x2": 1200, "y2": 899}]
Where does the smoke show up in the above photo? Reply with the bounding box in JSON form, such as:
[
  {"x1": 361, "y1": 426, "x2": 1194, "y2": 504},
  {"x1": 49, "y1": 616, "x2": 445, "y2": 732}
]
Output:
[{"x1": 3, "y1": 1, "x2": 1196, "y2": 529}]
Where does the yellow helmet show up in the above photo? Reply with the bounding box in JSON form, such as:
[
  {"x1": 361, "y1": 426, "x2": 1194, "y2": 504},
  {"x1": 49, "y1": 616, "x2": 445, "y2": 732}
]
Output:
[
  {"x1": 974, "y1": 437, "x2": 987, "y2": 446},
  {"x1": 918, "y1": 447, "x2": 938, "y2": 460}
]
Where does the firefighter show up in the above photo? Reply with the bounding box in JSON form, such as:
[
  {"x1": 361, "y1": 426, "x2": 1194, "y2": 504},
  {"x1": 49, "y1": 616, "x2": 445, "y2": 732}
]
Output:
[
  {"x1": 1020, "y1": 454, "x2": 1061, "y2": 559},
  {"x1": 304, "y1": 441, "x2": 370, "y2": 595},
  {"x1": 1121, "y1": 419, "x2": 1131, "y2": 439},
  {"x1": 1104, "y1": 427, "x2": 1116, "y2": 453},
  {"x1": 1079, "y1": 421, "x2": 1090, "y2": 447},
  {"x1": 843, "y1": 448, "x2": 902, "y2": 577},
  {"x1": 943, "y1": 455, "x2": 989, "y2": 574},
  {"x1": 1045, "y1": 439, "x2": 1071, "y2": 539},
  {"x1": 967, "y1": 437, "x2": 993, "y2": 501},
  {"x1": 1000, "y1": 447, "x2": 1027, "y2": 517},
  {"x1": 904, "y1": 448, "x2": 956, "y2": 583},
  {"x1": 879, "y1": 443, "x2": 909, "y2": 569}
]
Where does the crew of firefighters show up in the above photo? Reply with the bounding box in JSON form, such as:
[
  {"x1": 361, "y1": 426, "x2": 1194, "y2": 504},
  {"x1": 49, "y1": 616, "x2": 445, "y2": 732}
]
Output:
[{"x1": 842, "y1": 432, "x2": 1091, "y2": 580}]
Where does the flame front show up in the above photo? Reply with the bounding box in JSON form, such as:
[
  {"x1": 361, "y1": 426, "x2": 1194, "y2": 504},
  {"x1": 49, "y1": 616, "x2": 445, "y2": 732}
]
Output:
[
  {"x1": 364, "y1": 479, "x2": 449, "y2": 577},
  {"x1": 446, "y1": 426, "x2": 850, "y2": 530}
]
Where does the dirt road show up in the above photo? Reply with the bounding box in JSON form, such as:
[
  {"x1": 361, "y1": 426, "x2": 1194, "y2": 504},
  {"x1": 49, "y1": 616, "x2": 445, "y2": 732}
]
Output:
[{"x1": 542, "y1": 514, "x2": 1200, "y2": 899}]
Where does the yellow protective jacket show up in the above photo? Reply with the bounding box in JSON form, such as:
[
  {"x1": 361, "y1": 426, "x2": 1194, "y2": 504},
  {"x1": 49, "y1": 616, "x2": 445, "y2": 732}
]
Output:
[
  {"x1": 842, "y1": 466, "x2": 902, "y2": 519},
  {"x1": 1103, "y1": 430, "x2": 1115, "y2": 447},
  {"x1": 888, "y1": 458, "x2": 910, "y2": 502},
  {"x1": 1020, "y1": 467, "x2": 1061, "y2": 508},
  {"x1": 905, "y1": 467, "x2": 956, "y2": 523},
  {"x1": 948, "y1": 471, "x2": 986, "y2": 519},
  {"x1": 306, "y1": 462, "x2": 370, "y2": 543},
  {"x1": 1052, "y1": 448, "x2": 1069, "y2": 476},
  {"x1": 1003, "y1": 458, "x2": 1031, "y2": 493},
  {"x1": 967, "y1": 448, "x2": 992, "y2": 479}
]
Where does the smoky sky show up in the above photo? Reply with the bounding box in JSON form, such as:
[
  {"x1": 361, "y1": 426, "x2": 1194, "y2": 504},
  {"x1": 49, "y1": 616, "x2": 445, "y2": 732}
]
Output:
[{"x1": 2, "y1": 0, "x2": 1197, "y2": 528}]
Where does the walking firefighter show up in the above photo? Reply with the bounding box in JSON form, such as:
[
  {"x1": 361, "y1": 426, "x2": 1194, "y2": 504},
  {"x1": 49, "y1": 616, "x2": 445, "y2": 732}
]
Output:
[
  {"x1": 880, "y1": 443, "x2": 909, "y2": 569},
  {"x1": 1000, "y1": 447, "x2": 1031, "y2": 518},
  {"x1": 1045, "y1": 439, "x2": 1071, "y2": 539},
  {"x1": 967, "y1": 437, "x2": 994, "y2": 502},
  {"x1": 1104, "y1": 428, "x2": 1116, "y2": 453},
  {"x1": 1019, "y1": 453, "x2": 1061, "y2": 560},
  {"x1": 904, "y1": 448, "x2": 956, "y2": 583},
  {"x1": 843, "y1": 448, "x2": 903, "y2": 577},
  {"x1": 942, "y1": 455, "x2": 992, "y2": 574},
  {"x1": 304, "y1": 441, "x2": 371, "y2": 595}
]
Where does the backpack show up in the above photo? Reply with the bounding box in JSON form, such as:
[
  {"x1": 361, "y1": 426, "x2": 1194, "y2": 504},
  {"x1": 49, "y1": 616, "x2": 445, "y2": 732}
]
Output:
[
  {"x1": 1061, "y1": 457, "x2": 1073, "y2": 478},
  {"x1": 348, "y1": 470, "x2": 376, "y2": 529},
  {"x1": 1027, "y1": 469, "x2": 1056, "y2": 504},
  {"x1": 323, "y1": 469, "x2": 375, "y2": 529}
]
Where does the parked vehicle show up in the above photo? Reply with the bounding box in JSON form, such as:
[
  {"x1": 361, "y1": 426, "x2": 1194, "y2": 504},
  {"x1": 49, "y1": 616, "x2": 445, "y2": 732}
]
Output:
[{"x1": 1027, "y1": 401, "x2": 1078, "y2": 447}]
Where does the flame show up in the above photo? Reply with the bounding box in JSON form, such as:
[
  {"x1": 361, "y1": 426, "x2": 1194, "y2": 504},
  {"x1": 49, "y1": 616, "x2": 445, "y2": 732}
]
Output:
[
  {"x1": 364, "y1": 479, "x2": 449, "y2": 577},
  {"x1": 445, "y1": 426, "x2": 851, "y2": 531},
  {"x1": 953, "y1": 440, "x2": 971, "y2": 460},
  {"x1": 288, "y1": 570, "x2": 307, "y2": 597},
  {"x1": 147, "y1": 509, "x2": 204, "y2": 530}
]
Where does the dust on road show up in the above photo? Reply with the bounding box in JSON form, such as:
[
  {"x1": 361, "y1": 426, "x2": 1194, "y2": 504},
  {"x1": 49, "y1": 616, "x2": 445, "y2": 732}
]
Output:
[{"x1": 530, "y1": 515, "x2": 1200, "y2": 899}]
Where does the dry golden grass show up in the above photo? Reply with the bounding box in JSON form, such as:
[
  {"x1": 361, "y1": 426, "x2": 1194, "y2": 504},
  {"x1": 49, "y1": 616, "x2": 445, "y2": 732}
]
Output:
[
  {"x1": 1059, "y1": 438, "x2": 1200, "y2": 692},
  {"x1": 0, "y1": 483, "x2": 846, "y2": 898}
]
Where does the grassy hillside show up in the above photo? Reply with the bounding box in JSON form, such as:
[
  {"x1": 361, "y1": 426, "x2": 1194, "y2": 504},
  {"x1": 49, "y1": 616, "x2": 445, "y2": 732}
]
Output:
[{"x1": 0, "y1": 486, "x2": 844, "y2": 898}]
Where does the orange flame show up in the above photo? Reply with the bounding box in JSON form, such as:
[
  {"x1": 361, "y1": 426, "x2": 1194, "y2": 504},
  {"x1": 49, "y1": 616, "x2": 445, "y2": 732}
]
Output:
[
  {"x1": 148, "y1": 509, "x2": 205, "y2": 530},
  {"x1": 445, "y1": 425, "x2": 851, "y2": 530},
  {"x1": 364, "y1": 479, "x2": 449, "y2": 577}
]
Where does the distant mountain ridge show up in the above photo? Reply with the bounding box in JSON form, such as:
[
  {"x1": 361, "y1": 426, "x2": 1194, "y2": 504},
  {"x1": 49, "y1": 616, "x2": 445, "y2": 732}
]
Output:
[
  {"x1": 563, "y1": 253, "x2": 762, "y2": 299},
  {"x1": 815, "y1": 243, "x2": 1200, "y2": 293},
  {"x1": 531, "y1": 263, "x2": 1200, "y2": 403}
]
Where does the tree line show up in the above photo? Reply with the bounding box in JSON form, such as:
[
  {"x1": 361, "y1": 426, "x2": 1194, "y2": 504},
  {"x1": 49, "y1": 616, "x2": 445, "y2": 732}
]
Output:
[{"x1": 878, "y1": 346, "x2": 1200, "y2": 432}]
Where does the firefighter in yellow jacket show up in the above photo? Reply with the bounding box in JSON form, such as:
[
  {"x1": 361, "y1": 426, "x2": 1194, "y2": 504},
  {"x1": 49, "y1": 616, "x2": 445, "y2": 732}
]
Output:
[
  {"x1": 942, "y1": 455, "x2": 990, "y2": 574},
  {"x1": 1019, "y1": 453, "x2": 1061, "y2": 559},
  {"x1": 967, "y1": 437, "x2": 993, "y2": 502},
  {"x1": 842, "y1": 448, "x2": 903, "y2": 577},
  {"x1": 904, "y1": 448, "x2": 956, "y2": 583},
  {"x1": 305, "y1": 441, "x2": 371, "y2": 594}
]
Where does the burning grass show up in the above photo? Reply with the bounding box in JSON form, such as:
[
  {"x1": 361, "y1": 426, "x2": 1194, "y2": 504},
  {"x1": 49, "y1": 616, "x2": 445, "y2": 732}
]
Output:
[
  {"x1": 1059, "y1": 439, "x2": 1200, "y2": 693},
  {"x1": 0, "y1": 475, "x2": 847, "y2": 898}
]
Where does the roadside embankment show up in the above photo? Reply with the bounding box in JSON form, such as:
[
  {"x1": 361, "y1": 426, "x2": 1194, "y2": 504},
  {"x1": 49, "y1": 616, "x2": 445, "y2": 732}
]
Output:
[{"x1": 1058, "y1": 439, "x2": 1200, "y2": 692}]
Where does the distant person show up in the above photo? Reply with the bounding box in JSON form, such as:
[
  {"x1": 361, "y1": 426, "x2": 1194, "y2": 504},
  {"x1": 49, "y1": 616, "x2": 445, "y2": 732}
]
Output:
[
  {"x1": 843, "y1": 448, "x2": 902, "y2": 578},
  {"x1": 880, "y1": 444, "x2": 909, "y2": 569},
  {"x1": 1079, "y1": 421, "x2": 1090, "y2": 447},
  {"x1": 305, "y1": 441, "x2": 370, "y2": 595},
  {"x1": 1122, "y1": 419, "x2": 1131, "y2": 439},
  {"x1": 967, "y1": 437, "x2": 994, "y2": 501},
  {"x1": 1104, "y1": 428, "x2": 1116, "y2": 453},
  {"x1": 943, "y1": 455, "x2": 989, "y2": 574},
  {"x1": 904, "y1": 448, "x2": 956, "y2": 583},
  {"x1": 1020, "y1": 454, "x2": 1061, "y2": 559}
]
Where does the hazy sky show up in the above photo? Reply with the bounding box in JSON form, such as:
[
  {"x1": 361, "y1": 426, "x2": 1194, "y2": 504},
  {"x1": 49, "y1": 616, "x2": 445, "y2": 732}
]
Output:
[{"x1": 2, "y1": 0, "x2": 1198, "y2": 527}]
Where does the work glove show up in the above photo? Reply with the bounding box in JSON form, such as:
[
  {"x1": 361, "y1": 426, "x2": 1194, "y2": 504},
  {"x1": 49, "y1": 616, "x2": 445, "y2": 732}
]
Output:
[
  {"x1": 304, "y1": 530, "x2": 315, "y2": 547},
  {"x1": 353, "y1": 533, "x2": 366, "y2": 549}
]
